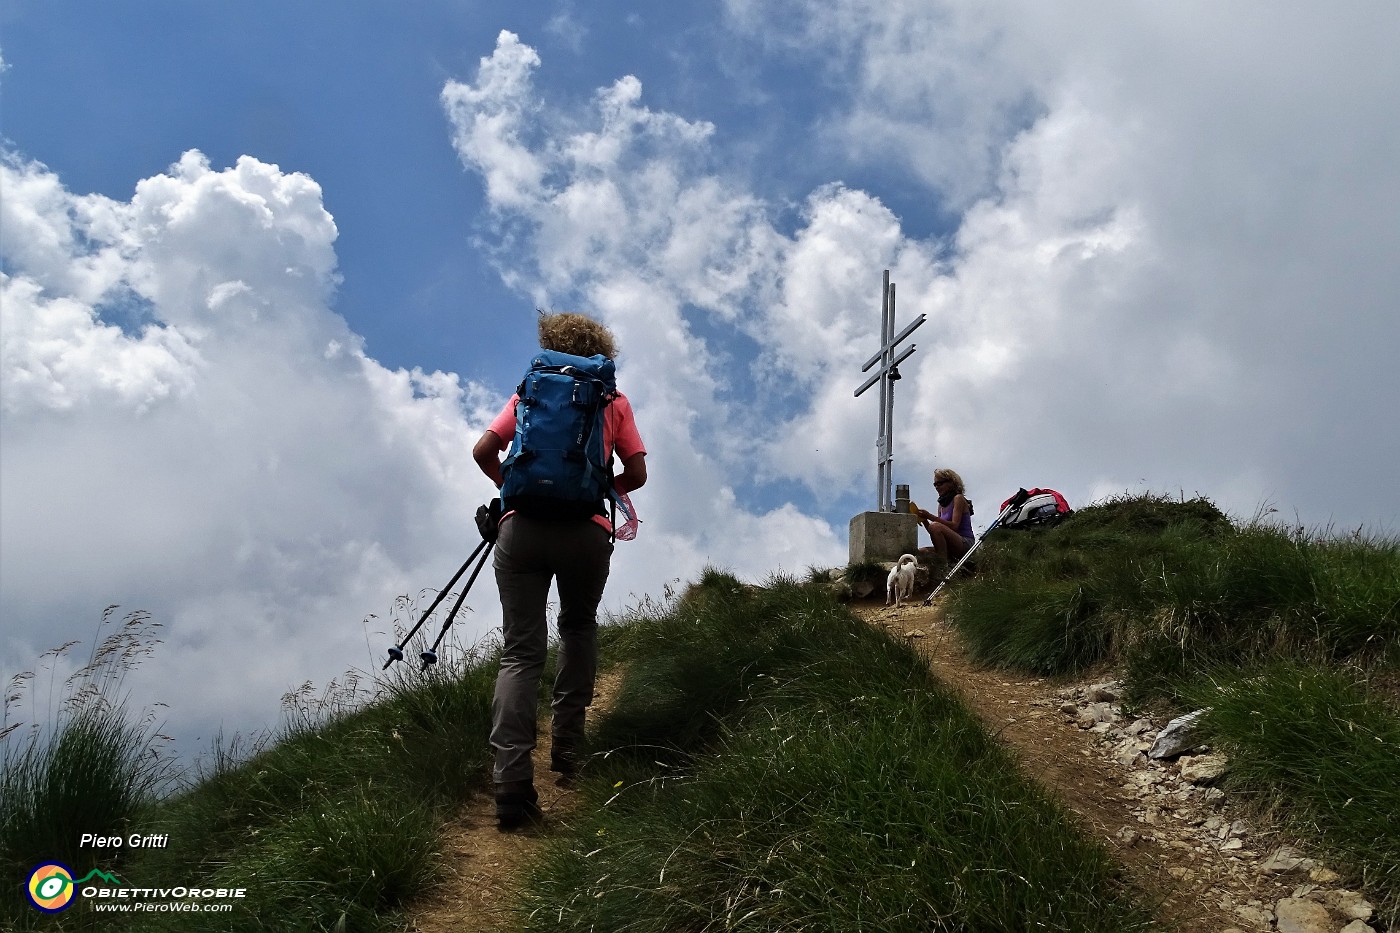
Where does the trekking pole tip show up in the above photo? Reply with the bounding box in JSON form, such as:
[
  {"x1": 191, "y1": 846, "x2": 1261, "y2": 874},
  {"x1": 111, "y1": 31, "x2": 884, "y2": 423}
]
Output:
[
  {"x1": 382, "y1": 646, "x2": 404, "y2": 670},
  {"x1": 419, "y1": 649, "x2": 438, "y2": 671}
]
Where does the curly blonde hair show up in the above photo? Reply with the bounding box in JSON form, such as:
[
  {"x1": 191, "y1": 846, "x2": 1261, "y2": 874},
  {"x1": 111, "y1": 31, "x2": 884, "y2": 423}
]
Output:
[
  {"x1": 538, "y1": 312, "x2": 618, "y2": 359},
  {"x1": 933, "y1": 468, "x2": 966, "y2": 497}
]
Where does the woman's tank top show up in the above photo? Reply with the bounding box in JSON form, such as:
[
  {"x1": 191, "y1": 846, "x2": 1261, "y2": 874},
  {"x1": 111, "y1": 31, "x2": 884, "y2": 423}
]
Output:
[{"x1": 939, "y1": 499, "x2": 975, "y2": 542}]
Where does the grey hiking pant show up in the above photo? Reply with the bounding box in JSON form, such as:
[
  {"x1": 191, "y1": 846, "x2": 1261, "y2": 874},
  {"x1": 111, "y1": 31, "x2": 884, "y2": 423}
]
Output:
[{"x1": 490, "y1": 514, "x2": 613, "y2": 788}]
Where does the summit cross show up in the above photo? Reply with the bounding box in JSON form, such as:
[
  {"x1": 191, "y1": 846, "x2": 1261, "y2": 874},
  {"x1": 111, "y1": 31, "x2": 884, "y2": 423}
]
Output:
[{"x1": 854, "y1": 270, "x2": 925, "y2": 512}]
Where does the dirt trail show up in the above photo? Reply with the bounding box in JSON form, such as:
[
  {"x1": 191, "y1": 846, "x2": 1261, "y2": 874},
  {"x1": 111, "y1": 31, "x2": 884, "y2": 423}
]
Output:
[
  {"x1": 854, "y1": 597, "x2": 1327, "y2": 933},
  {"x1": 407, "y1": 669, "x2": 624, "y2": 933}
]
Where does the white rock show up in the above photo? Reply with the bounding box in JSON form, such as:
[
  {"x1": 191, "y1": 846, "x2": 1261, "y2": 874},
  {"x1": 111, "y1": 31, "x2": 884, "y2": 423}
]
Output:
[
  {"x1": 1115, "y1": 743, "x2": 1146, "y2": 768},
  {"x1": 1088, "y1": 682, "x2": 1121, "y2": 702},
  {"x1": 1234, "y1": 905, "x2": 1272, "y2": 926},
  {"x1": 1325, "y1": 890, "x2": 1375, "y2": 922},
  {"x1": 1149, "y1": 708, "x2": 1210, "y2": 759},
  {"x1": 1261, "y1": 846, "x2": 1311, "y2": 874},
  {"x1": 1078, "y1": 702, "x2": 1118, "y2": 726},
  {"x1": 1178, "y1": 753, "x2": 1229, "y2": 784},
  {"x1": 1274, "y1": 897, "x2": 1331, "y2": 933}
]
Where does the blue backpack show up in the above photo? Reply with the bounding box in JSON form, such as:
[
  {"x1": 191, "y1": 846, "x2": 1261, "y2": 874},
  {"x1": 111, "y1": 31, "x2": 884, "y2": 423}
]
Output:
[{"x1": 500, "y1": 350, "x2": 617, "y2": 520}]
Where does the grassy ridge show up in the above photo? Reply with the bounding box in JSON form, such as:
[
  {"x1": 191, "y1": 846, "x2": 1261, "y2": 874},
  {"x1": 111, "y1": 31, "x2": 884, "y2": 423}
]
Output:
[
  {"x1": 515, "y1": 572, "x2": 1155, "y2": 932},
  {"x1": 130, "y1": 654, "x2": 497, "y2": 932},
  {"x1": 2, "y1": 626, "x2": 499, "y2": 932},
  {"x1": 9, "y1": 494, "x2": 1397, "y2": 928},
  {"x1": 948, "y1": 495, "x2": 1398, "y2": 683},
  {"x1": 947, "y1": 494, "x2": 1400, "y2": 913}
]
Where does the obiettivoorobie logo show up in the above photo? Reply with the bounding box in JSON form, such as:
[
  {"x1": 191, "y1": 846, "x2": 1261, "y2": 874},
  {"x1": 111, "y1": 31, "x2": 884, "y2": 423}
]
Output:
[{"x1": 26, "y1": 862, "x2": 124, "y2": 913}]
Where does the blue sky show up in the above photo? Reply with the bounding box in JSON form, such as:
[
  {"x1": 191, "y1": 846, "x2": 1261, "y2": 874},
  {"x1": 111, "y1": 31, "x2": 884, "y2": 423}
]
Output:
[{"x1": 4, "y1": 1, "x2": 1398, "y2": 757}]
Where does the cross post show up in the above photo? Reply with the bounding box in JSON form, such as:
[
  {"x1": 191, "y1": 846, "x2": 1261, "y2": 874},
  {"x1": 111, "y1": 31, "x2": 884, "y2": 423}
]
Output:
[{"x1": 855, "y1": 271, "x2": 925, "y2": 511}]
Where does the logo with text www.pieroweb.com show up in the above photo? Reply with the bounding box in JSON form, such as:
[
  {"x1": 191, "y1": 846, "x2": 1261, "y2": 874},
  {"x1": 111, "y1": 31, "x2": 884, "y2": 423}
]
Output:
[
  {"x1": 26, "y1": 862, "x2": 122, "y2": 913},
  {"x1": 23, "y1": 834, "x2": 248, "y2": 915},
  {"x1": 25, "y1": 860, "x2": 249, "y2": 915}
]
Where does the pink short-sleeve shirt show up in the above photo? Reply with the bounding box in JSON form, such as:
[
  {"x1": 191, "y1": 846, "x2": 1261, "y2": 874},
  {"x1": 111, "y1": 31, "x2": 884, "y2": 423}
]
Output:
[{"x1": 488, "y1": 392, "x2": 646, "y2": 531}]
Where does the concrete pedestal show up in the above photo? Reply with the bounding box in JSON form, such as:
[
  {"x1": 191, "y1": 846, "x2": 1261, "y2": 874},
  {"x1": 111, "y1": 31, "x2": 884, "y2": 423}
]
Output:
[{"x1": 849, "y1": 511, "x2": 919, "y2": 565}]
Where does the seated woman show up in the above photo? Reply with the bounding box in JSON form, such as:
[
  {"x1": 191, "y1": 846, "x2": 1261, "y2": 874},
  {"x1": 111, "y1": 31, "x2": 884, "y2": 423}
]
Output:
[{"x1": 915, "y1": 468, "x2": 975, "y2": 562}]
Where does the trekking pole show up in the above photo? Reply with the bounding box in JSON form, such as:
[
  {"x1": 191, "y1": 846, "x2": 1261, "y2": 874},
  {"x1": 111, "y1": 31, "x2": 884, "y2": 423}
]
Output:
[
  {"x1": 419, "y1": 540, "x2": 494, "y2": 670},
  {"x1": 923, "y1": 488, "x2": 1031, "y2": 604},
  {"x1": 382, "y1": 538, "x2": 489, "y2": 671}
]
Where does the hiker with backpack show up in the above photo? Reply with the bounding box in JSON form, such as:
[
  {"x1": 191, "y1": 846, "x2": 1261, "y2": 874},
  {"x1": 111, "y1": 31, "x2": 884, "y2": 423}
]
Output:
[
  {"x1": 915, "y1": 468, "x2": 975, "y2": 563},
  {"x1": 472, "y1": 312, "x2": 647, "y2": 830}
]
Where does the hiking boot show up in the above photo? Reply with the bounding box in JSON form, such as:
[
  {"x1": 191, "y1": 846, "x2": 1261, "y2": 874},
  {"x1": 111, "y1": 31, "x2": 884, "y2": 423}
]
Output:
[
  {"x1": 550, "y1": 745, "x2": 580, "y2": 781},
  {"x1": 495, "y1": 785, "x2": 541, "y2": 831}
]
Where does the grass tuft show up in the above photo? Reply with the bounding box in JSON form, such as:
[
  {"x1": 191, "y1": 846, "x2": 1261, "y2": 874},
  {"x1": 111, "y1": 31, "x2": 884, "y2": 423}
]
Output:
[
  {"x1": 1186, "y1": 662, "x2": 1400, "y2": 906},
  {"x1": 948, "y1": 494, "x2": 1400, "y2": 681},
  {"x1": 1, "y1": 609, "x2": 174, "y2": 902}
]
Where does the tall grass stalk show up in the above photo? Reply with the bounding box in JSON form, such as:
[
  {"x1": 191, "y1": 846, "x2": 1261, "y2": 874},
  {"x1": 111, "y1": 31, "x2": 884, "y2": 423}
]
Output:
[
  {"x1": 1, "y1": 609, "x2": 174, "y2": 911},
  {"x1": 122, "y1": 638, "x2": 499, "y2": 932}
]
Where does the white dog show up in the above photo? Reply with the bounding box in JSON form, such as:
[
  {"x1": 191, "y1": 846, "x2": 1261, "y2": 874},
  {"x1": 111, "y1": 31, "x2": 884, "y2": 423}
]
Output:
[{"x1": 886, "y1": 554, "x2": 918, "y2": 606}]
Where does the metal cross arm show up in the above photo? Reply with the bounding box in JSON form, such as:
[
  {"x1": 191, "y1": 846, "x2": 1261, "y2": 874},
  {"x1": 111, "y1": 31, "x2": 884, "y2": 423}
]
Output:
[
  {"x1": 855, "y1": 341, "x2": 919, "y2": 397},
  {"x1": 860, "y1": 316, "x2": 926, "y2": 376}
]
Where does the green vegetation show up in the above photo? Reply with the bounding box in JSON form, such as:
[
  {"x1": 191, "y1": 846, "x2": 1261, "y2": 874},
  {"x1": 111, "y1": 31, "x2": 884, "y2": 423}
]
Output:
[
  {"x1": 518, "y1": 571, "x2": 1154, "y2": 932},
  {"x1": 2, "y1": 610, "x2": 500, "y2": 932},
  {"x1": 1183, "y1": 663, "x2": 1400, "y2": 903},
  {"x1": 2, "y1": 611, "x2": 175, "y2": 894},
  {"x1": 946, "y1": 493, "x2": 1400, "y2": 913},
  {"x1": 6, "y1": 493, "x2": 1397, "y2": 928},
  {"x1": 128, "y1": 651, "x2": 497, "y2": 933}
]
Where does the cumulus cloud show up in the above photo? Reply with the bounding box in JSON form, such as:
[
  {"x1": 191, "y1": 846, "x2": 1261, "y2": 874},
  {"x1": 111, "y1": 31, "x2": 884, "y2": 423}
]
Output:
[
  {"x1": 1, "y1": 151, "x2": 501, "y2": 752},
  {"x1": 724, "y1": 0, "x2": 1049, "y2": 211},
  {"x1": 438, "y1": 32, "x2": 1113, "y2": 513},
  {"x1": 445, "y1": 34, "x2": 887, "y2": 500},
  {"x1": 1, "y1": 275, "x2": 202, "y2": 413},
  {"x1": 444, "y1": 15, "x2": 1398, "y2": 539},
  {"x1": 782, "y1": 0, "x2": 1400, "y2": 530},
  {"x1": 443, "y1": 31, "x2": 851, "y2": 568}
]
